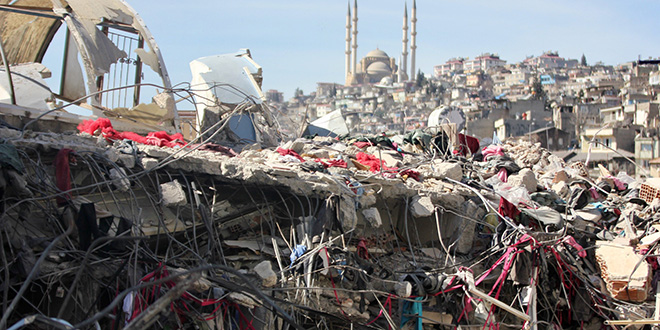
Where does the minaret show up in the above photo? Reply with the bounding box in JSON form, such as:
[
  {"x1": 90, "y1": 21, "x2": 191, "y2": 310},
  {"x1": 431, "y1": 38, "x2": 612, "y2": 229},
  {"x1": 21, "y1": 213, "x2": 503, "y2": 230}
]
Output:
[
  {"x1": 351, "y1": 0, "x2": 358, "y2": 78},
  {"x1": 345, "y1": 2, "x2": 352, "y2": 84},
  {"x1": 410, "y1": 0, "x2": 417, "y2": 78},
  {"x1": 401, "y1": 3, "x2": 408, "y2": 81}
]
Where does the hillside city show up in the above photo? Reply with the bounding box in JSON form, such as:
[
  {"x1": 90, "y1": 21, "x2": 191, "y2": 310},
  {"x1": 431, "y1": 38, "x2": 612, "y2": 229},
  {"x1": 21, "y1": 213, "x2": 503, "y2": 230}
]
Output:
[{"x1": 267, "y1": 51, "x2": 660, "y2": 178}]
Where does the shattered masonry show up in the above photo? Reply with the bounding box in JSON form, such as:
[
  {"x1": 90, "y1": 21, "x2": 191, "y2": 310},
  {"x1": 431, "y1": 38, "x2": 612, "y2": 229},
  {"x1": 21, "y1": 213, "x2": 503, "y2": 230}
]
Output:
[
  {"x1": 1, "y1": 1, "x2": 660, "y2": 329},
  {"x1": 2, "y1": 118, "x2": 660, "y2": 329}
]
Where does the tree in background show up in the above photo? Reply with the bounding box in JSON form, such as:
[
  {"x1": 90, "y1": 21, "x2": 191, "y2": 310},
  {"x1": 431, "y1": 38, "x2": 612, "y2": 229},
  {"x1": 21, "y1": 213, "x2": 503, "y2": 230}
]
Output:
[
  {"x1": 416, "y1": 70, "x2": 425, "y2": 88},
  {"x1": 531, "y1": 76, "x2": 547, "y2": 100},
  {"x1": 581, "y1": 54, "x2": 588, "y2": 67}
]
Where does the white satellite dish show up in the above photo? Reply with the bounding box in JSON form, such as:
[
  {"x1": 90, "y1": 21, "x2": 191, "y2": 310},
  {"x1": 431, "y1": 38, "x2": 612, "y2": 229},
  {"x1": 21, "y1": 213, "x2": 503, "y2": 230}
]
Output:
[{"x1": 428, "y1": 105, "x2": 466, "y2": 132}]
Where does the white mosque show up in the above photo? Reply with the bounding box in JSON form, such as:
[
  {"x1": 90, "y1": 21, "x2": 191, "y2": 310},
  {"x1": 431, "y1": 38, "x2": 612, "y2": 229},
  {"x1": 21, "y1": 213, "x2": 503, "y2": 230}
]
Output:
[{"x1": 344, "y1": 0, "x2": 417, "y2": 86}]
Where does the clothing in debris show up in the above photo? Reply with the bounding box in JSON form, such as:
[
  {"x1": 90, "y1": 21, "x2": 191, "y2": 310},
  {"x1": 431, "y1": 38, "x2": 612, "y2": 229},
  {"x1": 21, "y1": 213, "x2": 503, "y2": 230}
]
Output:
[{"x1": 78, "y1": 118, "x2": 186, "y2": 148}]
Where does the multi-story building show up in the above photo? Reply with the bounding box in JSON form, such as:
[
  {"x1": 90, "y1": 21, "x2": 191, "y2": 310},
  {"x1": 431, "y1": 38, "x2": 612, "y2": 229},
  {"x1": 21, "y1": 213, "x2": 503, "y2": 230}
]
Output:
[
  {"x1": 600, "y1": 106, "x2": 630, "y2": 125},
  {"x1": 523, "y1": 51, "x2": 578, "y2": 69},
  {"x1": 435, "y1": 53, "x2": 505, "y2": 77},
  {"x1": 635, "y1": 135, "x2": 660, "y2": 172},
  {"x1": 464, "y1": 53, "x2": 506, "y2": 72},
  {"x1": 265, "y1": 89, "x2": 284, "y2": 103},
  {"x1": 580, "y1": 127, "x2": 636, "y2": 153},
  {"x1": 577, "y1": 127, "x2": 637, "y2": 175},
  {"x1": 649, "y1": 71, "x2": 660, "y2": 86},
  {"x1": 434, "y1": 58, "x2": 464, "y2": 77},
  {"x1": 466, "y1": 71, "x2": 485, "y2": 87},
  {"x1": 504, "y1": 67, "x2": 533, "y2": 87}
]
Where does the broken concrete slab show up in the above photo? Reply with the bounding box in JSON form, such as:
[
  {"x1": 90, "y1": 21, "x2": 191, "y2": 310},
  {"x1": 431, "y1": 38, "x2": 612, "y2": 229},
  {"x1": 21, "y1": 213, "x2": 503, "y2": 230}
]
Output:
[
  {"x1": 433, "y1": 162, "x2": 463, "y2": 181},
  {"x1": 595, "y1": 241, "x2": 651, "y2": 302},
  {"x1": 454, "y1": 199, "x2": 483, "y2": 254},
  {"x1": 508, "y1": 168, "x2": 537, "y2": 193},
  {"x1": 160, "y1": 180, "x2": 187, "y2": 207},
  {"x1": 361, "y1": 207, "x2": 382, "y2": 228},
  {"x1": 253, "y1": 260, "x2": 277, "y2": 288},
  {"x1": 410, "y1": 195, "x2": 434, "y2": 218}
]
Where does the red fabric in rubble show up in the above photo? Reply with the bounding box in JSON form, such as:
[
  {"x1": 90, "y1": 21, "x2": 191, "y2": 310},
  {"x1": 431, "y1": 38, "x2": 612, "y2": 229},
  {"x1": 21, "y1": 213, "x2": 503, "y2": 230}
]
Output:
[
  {"x1": 355, "y1": 152, "x2": 394, "y2": 172},
  {"x1": 562, "y1": 236, "x2": 587, "y2": 258},
  {"x1": 456, "y1": 133, "x2": 480, "y2": 156},
  {"x1": 357, "y1": 239, "x2": 369, "y2": 259},
  {"x1": 355, "y1": 152, "x2": 421, "y2": 181},
  {"x1": 400, "y1": 169, "x2": 421, "y2": 181},
  {"x1": 77, "y1": 117, "x2": 112, "y2": 135},
  {"x1": 77, "y1": 118, "x2": 186, "y2": 148},
  {"x1": 315, "y1": 159, "x2": 348, "y2": 168},
  {"x1": 497, "y1": 167, "x2": 508, "y2": 182},
  {"x1": 498, "y1": 197, "x2": 520, "y2": 219},
  {"x1": 276, "y1": 147, "x2": 305, "y2": 162},
  {"x1": 55, "y1": 148, "x2": 74, "y2": 205}
]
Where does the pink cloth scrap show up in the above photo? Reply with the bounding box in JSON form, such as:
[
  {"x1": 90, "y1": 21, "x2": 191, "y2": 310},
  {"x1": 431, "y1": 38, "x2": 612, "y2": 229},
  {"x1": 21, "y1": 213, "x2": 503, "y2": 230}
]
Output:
[
  {"x1": 482, "y1": 145, "x2": 504, "y2": 161},
  {"x1": 353, "y1": 141, "x2": 373, "y2": 149},
  {"x1": 497, "y1": 167, "x2": 508, "y2": 183},
  {"x1": 562, "y1": 236, "x2": 587, "y2": 258},
  {"x1": 607, "y1": 176, "x2": 627, "y2": 190}
]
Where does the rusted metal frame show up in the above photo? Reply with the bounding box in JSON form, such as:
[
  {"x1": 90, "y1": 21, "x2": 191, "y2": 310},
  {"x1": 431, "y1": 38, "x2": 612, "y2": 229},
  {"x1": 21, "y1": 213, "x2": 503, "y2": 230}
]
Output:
[
  {"x1": 0, "y1": 4, "x2": 61, "y2": 20},
  {"x1": 0, "y1": 5, "x2": 62, "y2": 63},
  {"x1": 94, "y1": 25, "x2": 110, "y2": 106},
  {"x1": 133, "y1": 35, "x2": 143, "y2": 107},
  {"x1": 118, "y1": 0, "x2": 180, "y2": 130},
  {"x1": 59, "y1": 27, "x2": 71, "y2": 98}
]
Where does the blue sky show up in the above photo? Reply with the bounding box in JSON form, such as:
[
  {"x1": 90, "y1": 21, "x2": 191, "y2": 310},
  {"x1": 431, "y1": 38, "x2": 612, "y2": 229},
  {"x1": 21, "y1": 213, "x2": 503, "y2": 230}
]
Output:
[{"x1": 127, "y1": 1, "x2": 660, "y2": 101}]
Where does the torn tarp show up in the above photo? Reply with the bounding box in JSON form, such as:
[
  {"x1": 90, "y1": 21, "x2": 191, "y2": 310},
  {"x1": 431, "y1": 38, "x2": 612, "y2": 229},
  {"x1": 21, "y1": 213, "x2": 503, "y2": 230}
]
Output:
[
  {"x1": 303, "y1": 109, "x2": 349, "y2": 137},
  {"x1": 190, "y1": 50, "x2": 264, "y2": 106}
]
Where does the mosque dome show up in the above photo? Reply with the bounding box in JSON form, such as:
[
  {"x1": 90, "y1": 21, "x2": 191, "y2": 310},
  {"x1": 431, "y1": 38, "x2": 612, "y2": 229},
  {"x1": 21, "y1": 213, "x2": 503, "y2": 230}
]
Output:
[
  {"x1": 379, "y1": 76, "x2": 393, "y2": 86},
  {"x1": 366, "y1": 61, "x2": 391, "y2": 75},
  {"x1": 365, "y1": 48, "x2": 389, "y2": 59}
]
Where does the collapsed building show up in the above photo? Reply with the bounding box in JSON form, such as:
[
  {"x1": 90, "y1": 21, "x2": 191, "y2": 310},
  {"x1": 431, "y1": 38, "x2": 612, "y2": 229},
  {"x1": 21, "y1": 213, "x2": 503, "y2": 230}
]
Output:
[{"x1": 2, "y1": 1, "x2": 660, "y2": 330}]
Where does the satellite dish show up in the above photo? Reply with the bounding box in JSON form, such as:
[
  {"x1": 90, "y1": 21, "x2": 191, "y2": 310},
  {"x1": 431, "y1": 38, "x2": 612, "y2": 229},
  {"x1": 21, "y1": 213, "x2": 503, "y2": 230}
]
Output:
[{"x1": 428, "y1": 105, "x2": 466, "y2": 132}]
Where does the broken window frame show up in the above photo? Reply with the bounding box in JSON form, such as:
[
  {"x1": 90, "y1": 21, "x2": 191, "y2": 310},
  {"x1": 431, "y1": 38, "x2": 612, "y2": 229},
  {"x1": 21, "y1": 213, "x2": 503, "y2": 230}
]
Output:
[{"x1": 0, "y1": 0, "x2": 179, "y2": 130}]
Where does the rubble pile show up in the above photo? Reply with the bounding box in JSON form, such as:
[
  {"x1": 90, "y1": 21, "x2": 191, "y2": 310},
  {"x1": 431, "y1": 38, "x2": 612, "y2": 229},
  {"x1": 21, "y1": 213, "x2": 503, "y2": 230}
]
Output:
[{"x1": 1, "y1": 122, "x2": 660, "y2": 329}]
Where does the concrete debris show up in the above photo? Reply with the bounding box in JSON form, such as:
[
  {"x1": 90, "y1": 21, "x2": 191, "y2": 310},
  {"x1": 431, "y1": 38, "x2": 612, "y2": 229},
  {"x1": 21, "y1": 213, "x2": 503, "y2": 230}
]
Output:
[
  {"x1": 228, "y1": 292, "x2": 262, "y2": 309},
  {"x1": 160, "y1": 180, "x2": 187, "y2": 207},
  {"x1": 508, "y1": 168, "x2": 538, "y2": 193},
  {"x1": 455, "y1": 199, "x2": 482, "y2": 254},
  {"x1": 409, "y1": 195, "x2": 435, "y2": 217},
  {"x1": 253, "y1": 261, "x2": 278, "y2": 287},
  {"x1": 433, "y1": 161, "x2": 463, "y2": 181},
  {"x1": 552, "y1": 180, "x2": 570, "y2": 198},
  {"x1": 361, "y1": 207, "x2": 383, "y2": 228},
  {"x1": 109, "y1": 168, "x2": 130, "y2": 192},
  {"x1": 0, "y1": 119, "x2": 660, "y2": 329},
  {"x1": 0, "y1": 3, "x2": 658, "y2": 326},
  {"x1": 595, "y1": 242, "x2": 651, "y2": 302},
  {"x1": 3, "y1": 118, "x2": 660, "y2": 330}
]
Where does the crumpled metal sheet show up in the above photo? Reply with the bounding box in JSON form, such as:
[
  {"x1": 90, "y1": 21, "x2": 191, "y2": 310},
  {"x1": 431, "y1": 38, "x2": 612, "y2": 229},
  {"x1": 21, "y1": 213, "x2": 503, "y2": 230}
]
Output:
[
  {"x1": 190, "y1": 50, "x2": 264, "y2": 106},
  {"x1": 0, "y1": 0, "x2": 60, "y2": 65},
  {"x1": 62, "y1": 0, "x2": 130, "y2": 76}
]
